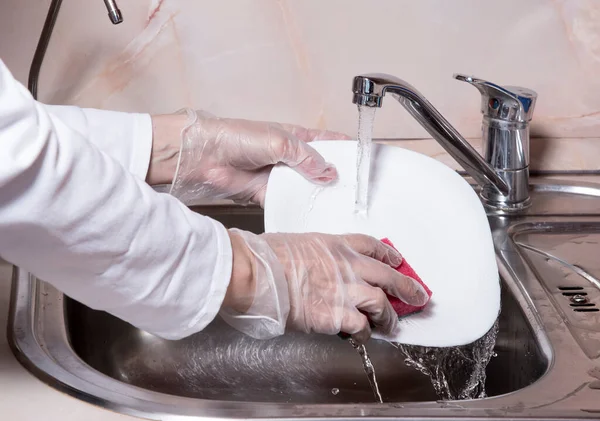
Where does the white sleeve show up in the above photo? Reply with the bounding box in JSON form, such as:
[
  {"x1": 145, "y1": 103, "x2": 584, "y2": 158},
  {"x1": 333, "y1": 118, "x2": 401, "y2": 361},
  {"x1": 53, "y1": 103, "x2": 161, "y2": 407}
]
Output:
[
  {"x1": 0, "y1": 59, "x2": 232, "y2": 340},
  {"x1": 42, "y1": 104, "x2": 153, "y2": 181}
]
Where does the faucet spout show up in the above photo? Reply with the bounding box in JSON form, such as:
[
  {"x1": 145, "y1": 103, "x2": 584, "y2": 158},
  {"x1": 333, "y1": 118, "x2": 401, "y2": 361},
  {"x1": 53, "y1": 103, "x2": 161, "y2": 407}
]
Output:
[
  {"x1": 103, "y1": 0, "x2": 123, "y2": 24},
  {"x1": 352, "y1": 73, "x2": 510, "y2": 198}
]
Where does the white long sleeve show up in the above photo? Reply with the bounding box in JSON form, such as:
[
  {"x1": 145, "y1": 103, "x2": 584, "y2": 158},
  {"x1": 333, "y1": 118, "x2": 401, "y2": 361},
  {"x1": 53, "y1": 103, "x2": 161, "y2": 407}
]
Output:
[
  {"x1": 0, "y1": 59, "x2": 233, "y2": 340},
  {"x1": 43, "y1": 104, "x2": 153, "y2": 180}
]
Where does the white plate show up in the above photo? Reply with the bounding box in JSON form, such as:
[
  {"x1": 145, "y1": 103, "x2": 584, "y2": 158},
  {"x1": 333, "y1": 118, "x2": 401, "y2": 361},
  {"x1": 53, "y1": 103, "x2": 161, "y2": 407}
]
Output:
[{"x1": 264, "y1": 140, "x2": 500, "y2": 347}]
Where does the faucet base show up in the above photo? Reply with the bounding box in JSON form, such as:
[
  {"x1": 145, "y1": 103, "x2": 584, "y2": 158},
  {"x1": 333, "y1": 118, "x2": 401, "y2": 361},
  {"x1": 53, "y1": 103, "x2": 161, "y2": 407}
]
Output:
[
  {"x1": 481, "y1": 194, "x2": 532, "y2": 214},
  {"x1": 480, "y1": 168, "x2": 531, "y2": 213}
]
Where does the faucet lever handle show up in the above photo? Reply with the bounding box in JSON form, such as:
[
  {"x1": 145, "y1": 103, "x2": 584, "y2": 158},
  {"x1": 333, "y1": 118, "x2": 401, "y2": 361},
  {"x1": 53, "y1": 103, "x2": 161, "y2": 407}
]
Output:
[{"x1": 453, "y1": 74, "x2": 537, "y2": 123}]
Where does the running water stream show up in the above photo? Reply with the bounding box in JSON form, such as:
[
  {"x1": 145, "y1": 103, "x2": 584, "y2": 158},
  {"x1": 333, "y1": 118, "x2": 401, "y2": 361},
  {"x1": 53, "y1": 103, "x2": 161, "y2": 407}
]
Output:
[
  {"x1": 348, "y1": 338, "x2": 383, "y2": 403},
  {"x1": 355, "y1": 105, "x2": 376, "y2": 214}
]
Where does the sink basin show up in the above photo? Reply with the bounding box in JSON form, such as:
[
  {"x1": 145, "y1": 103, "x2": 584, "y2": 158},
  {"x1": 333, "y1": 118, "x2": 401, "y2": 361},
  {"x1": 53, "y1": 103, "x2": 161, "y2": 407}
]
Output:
[
  {"x1": 63, "y1": 207, "x2": 544, "y2": 403},
  {"x1": 513, "y1": 220, "x2": 600, "y2": 360},
  {"x1": 8, "y1": 179, "x2": 600, "y2": 419}
]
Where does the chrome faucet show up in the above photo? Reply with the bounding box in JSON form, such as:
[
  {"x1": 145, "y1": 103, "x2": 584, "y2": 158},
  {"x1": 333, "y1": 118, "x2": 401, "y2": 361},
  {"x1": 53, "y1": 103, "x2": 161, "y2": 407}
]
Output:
[
  {"x1": 29, "y1": 0, "x2": 123, "y2": 99},
  {"x1": 352, "y1": 73, "x2": 537, "y2": 211}
]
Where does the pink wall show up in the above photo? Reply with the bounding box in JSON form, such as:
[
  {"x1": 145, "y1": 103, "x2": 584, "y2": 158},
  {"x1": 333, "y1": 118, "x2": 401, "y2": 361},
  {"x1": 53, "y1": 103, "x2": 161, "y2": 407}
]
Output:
[{"x1": 2, "y1": 0, "x2": 600, "y2": 171}]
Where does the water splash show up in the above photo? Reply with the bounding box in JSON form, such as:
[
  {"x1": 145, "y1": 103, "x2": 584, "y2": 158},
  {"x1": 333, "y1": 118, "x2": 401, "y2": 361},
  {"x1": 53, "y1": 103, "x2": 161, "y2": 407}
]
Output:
[
  {"x1": 355, "y1": 105, "x2": 377, "y2": 215},
  {"x1": 348, "y1": 338, "x2": 383, "y2": 403},
  {"x1": 395, "y1": 319, "x2": 499, "y2": 400},
  {"x1": 308, "y1": 187, "x2": 324, "y2": 213},
  {"x1": 300, "y1": 186, "x2": 324, "y2": 229}
]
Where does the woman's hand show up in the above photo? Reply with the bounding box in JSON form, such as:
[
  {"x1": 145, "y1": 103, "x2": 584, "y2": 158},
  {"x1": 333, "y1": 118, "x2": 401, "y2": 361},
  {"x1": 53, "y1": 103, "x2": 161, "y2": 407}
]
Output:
[
  {"x1": 221, "y1": 230, "x2": 430, "y2": 344},
  {"x1": 147, "y1": 109, "x2": 350, "y2": 206}
]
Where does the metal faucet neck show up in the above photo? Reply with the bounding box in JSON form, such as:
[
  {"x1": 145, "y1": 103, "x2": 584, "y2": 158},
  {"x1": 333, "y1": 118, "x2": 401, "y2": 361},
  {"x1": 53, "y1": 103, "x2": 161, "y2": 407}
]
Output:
[{"x1": 352, "y1": 73, "x2": 537, "y2": 212}]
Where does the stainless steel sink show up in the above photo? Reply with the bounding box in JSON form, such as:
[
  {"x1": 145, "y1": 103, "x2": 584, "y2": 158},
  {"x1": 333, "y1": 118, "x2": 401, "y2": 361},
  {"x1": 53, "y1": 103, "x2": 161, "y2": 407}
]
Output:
[{"x1": 8, "y1": 179, "x2": 600, "y2": 419}]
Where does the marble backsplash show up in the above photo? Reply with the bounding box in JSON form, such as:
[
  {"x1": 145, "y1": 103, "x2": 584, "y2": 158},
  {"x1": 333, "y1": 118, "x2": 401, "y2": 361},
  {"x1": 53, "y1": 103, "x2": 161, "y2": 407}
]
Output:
[{"x1": 1, "y1": 0, "x2": 600, "y2": 171}]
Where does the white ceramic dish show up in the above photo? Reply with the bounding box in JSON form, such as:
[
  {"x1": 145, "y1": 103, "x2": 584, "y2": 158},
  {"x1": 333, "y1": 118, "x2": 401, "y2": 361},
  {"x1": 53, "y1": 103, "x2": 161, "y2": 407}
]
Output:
[{"x1": 264, "y1": 140, "x2": 500, "y2": 347}]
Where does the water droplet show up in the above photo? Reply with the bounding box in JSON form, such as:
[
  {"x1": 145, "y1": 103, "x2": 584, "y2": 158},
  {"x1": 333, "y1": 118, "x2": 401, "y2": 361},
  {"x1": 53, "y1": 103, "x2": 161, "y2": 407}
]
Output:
[{"x1": 331, "y1": 388, "x2": 340, "y2": 395}]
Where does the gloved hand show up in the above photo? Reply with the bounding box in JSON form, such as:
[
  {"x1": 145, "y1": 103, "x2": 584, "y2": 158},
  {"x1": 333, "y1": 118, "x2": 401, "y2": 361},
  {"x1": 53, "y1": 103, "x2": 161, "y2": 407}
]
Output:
[
  {"x1": 169, "y1": 108, "x2": 350, "y2": 206},
  {"x1": 221, "y1": 229, "x2": 430, "y2": 344}
]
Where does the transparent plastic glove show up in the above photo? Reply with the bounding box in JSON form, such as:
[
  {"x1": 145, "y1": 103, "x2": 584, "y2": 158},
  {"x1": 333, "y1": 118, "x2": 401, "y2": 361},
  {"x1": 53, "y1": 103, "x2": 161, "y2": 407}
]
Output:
[
  {"x1": 221, "y1": 229, "x2": 430, "y2": 343},
  {"x1": 169, "y1": 109, "x2": 350, "y2": 206}
]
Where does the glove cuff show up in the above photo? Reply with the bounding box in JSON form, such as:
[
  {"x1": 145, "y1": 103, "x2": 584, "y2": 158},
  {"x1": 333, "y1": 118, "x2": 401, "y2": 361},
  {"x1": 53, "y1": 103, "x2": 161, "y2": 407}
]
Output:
[{"x1": 219, "y1": 229, "x2": 291, "y2": 339}]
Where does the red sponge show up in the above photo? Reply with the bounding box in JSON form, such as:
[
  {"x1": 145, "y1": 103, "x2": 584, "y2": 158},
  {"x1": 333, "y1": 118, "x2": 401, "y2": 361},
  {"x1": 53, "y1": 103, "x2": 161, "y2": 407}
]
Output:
[{"x1": 381, "y1": 238, "x2": 432, "y2": 317}]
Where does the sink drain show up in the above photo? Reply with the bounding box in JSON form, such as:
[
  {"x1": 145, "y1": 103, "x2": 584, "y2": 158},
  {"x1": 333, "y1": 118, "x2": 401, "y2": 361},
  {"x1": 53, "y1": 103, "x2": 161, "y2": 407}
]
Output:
[
  {"x1": 559, "y1": 287, "x2": 600, "y2": 312},
  {"x1": 570, "y1": 294, "x2": 588, "y2": 304}
]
